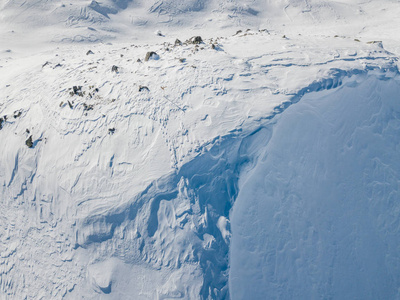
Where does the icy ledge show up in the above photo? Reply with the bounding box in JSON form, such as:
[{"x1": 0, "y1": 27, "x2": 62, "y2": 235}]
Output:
[{"x1": 72, "y1": 69, "x2": 400, "y2": 299}]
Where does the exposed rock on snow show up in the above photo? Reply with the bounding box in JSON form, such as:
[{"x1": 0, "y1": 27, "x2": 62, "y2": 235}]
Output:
[
  {"x1": 25, "y1": 135, "x2": 33, "y2": 148},
  {"x1": 72, "y1": 86, "x2": 83, "y2": 97},
  {"x1": 175, "y1": 39, "x2": 183, "y2": 46},
  {"x1": 111, "y1": 65, "x2": 119, "y2": 73},
  {"x1": 188, "y1": 36, "x2": 203, "y2": 44},
  {"x1": 145, "y1": 51, "x2": 159, "y2": 61},
  {"x1": 139, "y1": 85, "x2": 150, "y2": 92}
]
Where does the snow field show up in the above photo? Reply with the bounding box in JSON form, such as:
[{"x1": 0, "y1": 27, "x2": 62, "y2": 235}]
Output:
[{"x1": 0, "y1": 16, "x2": 399, "y2": 299}]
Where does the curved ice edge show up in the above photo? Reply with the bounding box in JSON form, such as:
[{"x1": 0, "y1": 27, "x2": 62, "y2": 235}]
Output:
[
  {"x1": 75, "y1": 65, "x2": 400, "y2": 299},
  {"x1": 263, "y1": 65, "x2": 399, "y2": 123}
]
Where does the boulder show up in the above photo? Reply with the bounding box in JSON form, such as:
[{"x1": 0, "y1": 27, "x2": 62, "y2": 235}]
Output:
[
  {"x1": 72, "y1": 86, "x2": 83, "y2": 96},
  {"x1": 25, "y1": 136, "x2": 33, "y2": 148},
  {"x1": 188, "y1": 36, "x2": 203, "y2": 44},
  {"x1": 14, "y1": 111, "x2": 22, "y2": 118},
  {"x1": 145, "y1": 52, "x2": 159, "y2": 61},
  {"x1": 108, "y1": 128, "x2": 116, "y2": 135},
  {"x1": 83, "y1": 104, "x2": 94, "y2": 111}
]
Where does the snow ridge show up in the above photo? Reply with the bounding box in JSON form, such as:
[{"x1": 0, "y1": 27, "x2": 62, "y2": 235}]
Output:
[{"x1": 73, "y1": 66, "x2": 400, "y2": 299}]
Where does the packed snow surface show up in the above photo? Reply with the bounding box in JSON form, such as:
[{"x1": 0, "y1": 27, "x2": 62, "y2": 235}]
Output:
[
  {"x1": 230, "y1": 73, "x2": 400, "y2": 299},
  {"x1": 1, "y1": 0, "x2": 400, "y2": 299}
]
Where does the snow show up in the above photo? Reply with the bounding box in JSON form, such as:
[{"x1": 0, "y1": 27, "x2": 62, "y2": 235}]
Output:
[
  {"x1": 230, "y1": 73, "x2": 400, "y2": 299},
  {"x1": 1, "y1": 0, "x2": 400, "y2": 299}
]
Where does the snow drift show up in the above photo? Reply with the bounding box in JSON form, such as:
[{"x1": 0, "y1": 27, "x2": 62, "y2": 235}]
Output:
[
  {"x1": 231, "y1": 72, "x2": 400, "y2": 299},
  {"x1": 67, "y1": 70, "x2": 400, "y2": 299}
]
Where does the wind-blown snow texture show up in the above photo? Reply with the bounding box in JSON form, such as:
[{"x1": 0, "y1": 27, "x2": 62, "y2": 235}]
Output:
[
  {"x1": 231, "y1": 73, "x2": 400, "y2": 299},
  {"x1": 1, "y1": 0, "x2": 400, "y2": 299}
]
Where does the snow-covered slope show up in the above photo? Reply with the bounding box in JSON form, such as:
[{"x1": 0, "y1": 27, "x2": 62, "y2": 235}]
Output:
[
  {"x1": 231, "y1": 72, "x2": 400, "y2": 299},
  {"x1": 1, "y1": 0, "x2": 400, "y2": 299},
  {"x1": 1, "y1": 0, "x2": 399, "y2": 55}
]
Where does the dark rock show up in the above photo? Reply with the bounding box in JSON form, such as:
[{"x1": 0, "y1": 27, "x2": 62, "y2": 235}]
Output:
[
  {"x1": 112, "y1": 65, "x2": 119, "y2": 73},
  {"x1": 73, "y1": 86, "x2": 82, "y2": 94},
  {"x1": 83, "y1": 103, "x2": 94, "y2": 111},
  {"x1": 86, "y1": 50, "x2": 94, "y2": 55},
  {"x1": 0, "y1": 117, "x2": 3, "y2": 130},
  {"x1": 179, "y1": 58, "x2": 186, "y2": 63},
  {"x1": 108, "y1": 128, "x2": 115, "y2": 134},
  {"x1": 235, "y1": 30, "x2": 242, "y2": 35},
  {"x1": 68, "y1": 101, "x2": 73, "y2": 109},
  {"x1": 188, "y1": 36, "x2": 203, "y2": 44},
  {"x1": 139, "y1": 85, "x2": 149, "y2": 92},
  {"x1": 72, "y1": 86, "x2": 84, "y2": 97},
  {"x1": 14, "y1": 111, "x2": 22, "y2": 118},
  {"x1": 211, "y1": 44, "x2": 216, "y2": 50},
  {"x1": 26, "y1": 128, "x2": 30, "y2": 134},
  {"x1": 25, "y1": 136, "x2": 33, "y2": 148},
  {"x1": 175, "y1": 39, "x2": 182, "y2": 46},
  {"x1": 145, "y1": 52, "x2": 159, "y2": 61},
  {"x1": 137, "y1": 58, "x2": 142, "y2": 63},
  {"x1": 42, "y1": 61, "x2": 50, "y2": 68}
]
